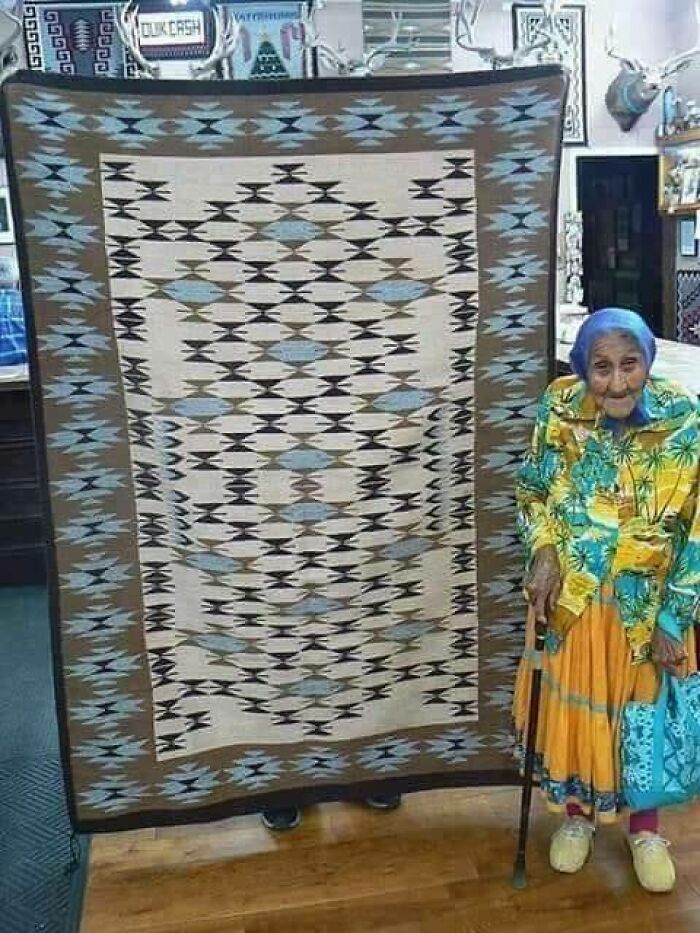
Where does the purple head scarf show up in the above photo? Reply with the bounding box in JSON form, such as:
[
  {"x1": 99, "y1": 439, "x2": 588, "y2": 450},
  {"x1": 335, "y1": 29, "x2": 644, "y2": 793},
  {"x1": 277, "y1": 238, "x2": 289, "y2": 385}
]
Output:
[{"x1": 569, "y1": 307, "x2": 656, "y2": 381}]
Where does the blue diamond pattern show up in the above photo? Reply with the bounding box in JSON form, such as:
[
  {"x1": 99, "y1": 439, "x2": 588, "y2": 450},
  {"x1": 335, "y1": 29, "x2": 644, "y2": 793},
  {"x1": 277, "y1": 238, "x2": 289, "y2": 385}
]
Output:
[
  {"x1": 292, "y1": 747, "x2": 348, "y2": 779},
  {"x1": 95, "y1": 100, "x2": 167, "y2": 148},
  {"x1": 490, "y1": 88, "x2": 560, "y2": 137},
  {"x1": 76, "y1": 731, "x2": 147, "y2": 770},
  {"x1": 171, "y1": 102, "x2": 246, "y2": 149},
  {"x1": 333, "y1": 98, "x2": 409, "y2": 147},
  {"x1": 253, "y1": 101, "x2": 326, "y2": 149},
  {"x1": 413, "y1": 95, "x2": 484, "y2": 142},
  {"x1": 13, "y1": 91, "x2": 87, "y2": 141},
  {"x1": 425, "y1": 730, "x2": 484, "y2": 764},
  {"x1": 357, "y1": 736, "x2": 419, "y2": 773},
  {"x1": 487, "y1": 199, "x2": 547, "y2": 242},
  {"x1": 27, "y1": 207, "x2": 97, "y2": 254},
  {"x1": 33, "y1": 261, "x2": 103, "y2": 309},
  {"x1": 226, "y1": 751, "x2": 284, "y2": 789},
  {"x1": 486, "y1": 144, "x2": 554, "y2": 190},
  {"x1": 160, "y1": 763, "x2": 220, "y2": 802},
  {"x1": 19, "y1": 147, "x2": 93, "y2": 200},
  {"x1": 80, "y1": 775, "x2": 148, "y2": 813}
]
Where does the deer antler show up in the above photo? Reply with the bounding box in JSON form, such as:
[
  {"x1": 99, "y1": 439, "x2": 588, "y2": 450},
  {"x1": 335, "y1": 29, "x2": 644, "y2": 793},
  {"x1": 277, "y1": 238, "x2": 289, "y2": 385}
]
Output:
[
  {"x1": 660, "y1": 0, "x2": 700, "y2": 78},
  {"x1": 360, "y1": 11, "x2": 412, "y2": 75},
  {"x1": 300, "y1": 0, "x2": 354, "y2": 74},
  {"x1": 454, "y1": 0, "x2": 568, "y2": 70},
  {"x1": 116, "y1": 2, "x2": 239, "y2": 80},
  {"x1": 116, "y1": 0, "x2": 160, "y2": 78},
  {"x1": 453, "y1": 0, "x2": 501, "y2": 67},
  {"x1": 302, "y1": 0, "x2": 415, "y2": 76},
  {"x1": 189, "y1": 6, "x2": 240, "y2": 79},
  {"x1": 606, "y1": 0, "x2": 700, "y2": 84},
  {"x1": 604, "y1": 26, "x2": 642, "y2": 73}
]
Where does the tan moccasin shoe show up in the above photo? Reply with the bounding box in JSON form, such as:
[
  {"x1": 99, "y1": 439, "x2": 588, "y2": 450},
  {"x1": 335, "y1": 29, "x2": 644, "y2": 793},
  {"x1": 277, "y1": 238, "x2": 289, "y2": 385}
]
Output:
[
  {"x1": 628, "y1": 832, "x2": 676, "y2": 893},
  {"x1": 550, "y1": 816, "x2": 594, "y2": 874}
]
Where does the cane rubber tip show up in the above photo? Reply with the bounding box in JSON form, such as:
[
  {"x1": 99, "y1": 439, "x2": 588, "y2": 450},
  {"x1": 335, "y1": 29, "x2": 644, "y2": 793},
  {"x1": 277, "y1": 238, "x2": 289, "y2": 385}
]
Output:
[{"x1": 512, "y1": 866, "x2": 527, "y2": 889}]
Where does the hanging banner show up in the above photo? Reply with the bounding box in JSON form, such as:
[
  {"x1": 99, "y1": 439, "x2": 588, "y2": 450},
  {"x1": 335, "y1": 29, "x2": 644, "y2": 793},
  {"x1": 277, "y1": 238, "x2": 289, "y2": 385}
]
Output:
[
  {"x1": 138, "y1": 10, "x2": 207, "y2": 48},
  {"x1": 135, "y1": 0, "x2": 213, "y2": 60}
]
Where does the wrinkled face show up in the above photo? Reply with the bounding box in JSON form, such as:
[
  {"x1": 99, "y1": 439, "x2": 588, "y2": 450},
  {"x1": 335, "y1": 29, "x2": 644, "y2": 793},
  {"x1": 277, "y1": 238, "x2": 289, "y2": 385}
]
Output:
[{"x1": 586, "y1": 331, "x2": 649, "y2": 420}]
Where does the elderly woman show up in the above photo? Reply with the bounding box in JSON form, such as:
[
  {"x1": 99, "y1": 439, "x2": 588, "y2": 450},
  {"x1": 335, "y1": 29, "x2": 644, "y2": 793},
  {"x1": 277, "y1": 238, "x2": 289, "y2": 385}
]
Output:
[{"x1": 513, "y1": 307, "x2": 700, "y2": 893}]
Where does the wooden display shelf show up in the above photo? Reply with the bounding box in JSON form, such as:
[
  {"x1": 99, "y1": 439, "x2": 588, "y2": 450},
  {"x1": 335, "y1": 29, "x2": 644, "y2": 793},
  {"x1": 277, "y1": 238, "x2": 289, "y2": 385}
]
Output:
[
  {"x1": 658, "y1": 127, "x2": 700, "y2": 147},
  {"x1": 660, "y1": 197, "x2": 700, "y2": 216}
]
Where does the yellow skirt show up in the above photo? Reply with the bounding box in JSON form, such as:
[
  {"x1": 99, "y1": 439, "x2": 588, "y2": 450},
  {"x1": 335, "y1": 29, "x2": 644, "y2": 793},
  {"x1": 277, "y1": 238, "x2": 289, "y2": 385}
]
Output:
[{"x1": 513, "y1": 590, "x2": 697, "y2": 823}]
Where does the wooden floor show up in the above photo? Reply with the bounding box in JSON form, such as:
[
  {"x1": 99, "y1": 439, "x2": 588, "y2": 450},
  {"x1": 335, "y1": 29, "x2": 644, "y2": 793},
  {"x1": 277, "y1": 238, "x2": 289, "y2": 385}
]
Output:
[{"x1": 80, "y1": 787, "x2": 700, "y2": 933}]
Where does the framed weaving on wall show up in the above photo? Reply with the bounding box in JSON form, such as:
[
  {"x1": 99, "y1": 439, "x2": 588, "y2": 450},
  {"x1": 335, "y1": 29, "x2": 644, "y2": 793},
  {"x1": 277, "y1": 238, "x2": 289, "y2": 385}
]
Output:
[
  {"x1": 23, "y1": 1, "x2": 136, "y2": 77},
  {"x1": 132, "y1": 0, "x2": 215, "y2": 64},
  {"x1": 222, "y1": 1, "x2": 309, "y2": 79},
  {"x1": 677, "y1": 270, "x2": 700, "y2": 345},
  {"x1": 512, "y1": 3, "x2": 587, "y2": 146},
  {"x1": 363, "y1": 0, "x2": 452, "y2": 74}
]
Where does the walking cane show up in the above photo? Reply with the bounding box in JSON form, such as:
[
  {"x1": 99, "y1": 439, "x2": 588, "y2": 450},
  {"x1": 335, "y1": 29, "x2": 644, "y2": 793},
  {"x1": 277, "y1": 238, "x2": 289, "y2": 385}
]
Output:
[{"x1": 512, "y1": 619, "x2": 547, "y2": 889}]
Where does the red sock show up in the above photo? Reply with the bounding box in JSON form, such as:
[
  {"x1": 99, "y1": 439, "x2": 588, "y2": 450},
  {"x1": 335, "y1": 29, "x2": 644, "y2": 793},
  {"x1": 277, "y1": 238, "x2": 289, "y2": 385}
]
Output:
[
  {"x1": 566, "y1": 802, "x2": 591, "y2": 820},
  {"x1": 629, "y1": 809, "x2": 659, "y2": 835}
]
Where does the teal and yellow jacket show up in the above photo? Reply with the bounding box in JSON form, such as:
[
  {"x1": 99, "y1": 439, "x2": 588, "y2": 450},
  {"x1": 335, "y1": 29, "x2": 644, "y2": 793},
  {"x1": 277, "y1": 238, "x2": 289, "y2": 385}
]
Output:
[{"x1": 516, "y1": 375, "x2": 700, "y2": 661}]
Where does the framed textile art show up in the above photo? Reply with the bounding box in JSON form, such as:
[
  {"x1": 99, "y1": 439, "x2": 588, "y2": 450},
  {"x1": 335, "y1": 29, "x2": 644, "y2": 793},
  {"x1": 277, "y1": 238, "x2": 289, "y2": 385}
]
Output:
[
  {"x1": 222, "y1": 1, "x2": 308, "y2": 80},
  {"x1": 23, "y1": 0, "x2": 307, "y2": 79},
  {"x1": 512, "y1": 3, "x2": 587, "y2": 146},
  {"x1": 23, "y1": 1, "x2": 136, "y2": 77},
  {"x1": 677, "y1": 270, "x2": 700, "y2": 345},
  {"x1": 132, "y1": 0, "x2": 215, "y2": 64},
  {"x1": 363, "y1": 0, "x2": 452, "y2": 74},
  {"x1": 2, "y1": 66, "x2": 566, "y2": 831}
]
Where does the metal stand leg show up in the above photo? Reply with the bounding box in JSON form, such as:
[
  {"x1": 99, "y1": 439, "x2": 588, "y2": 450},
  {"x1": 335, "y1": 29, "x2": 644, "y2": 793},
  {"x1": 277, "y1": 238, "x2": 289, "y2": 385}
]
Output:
[{"x1": 67, "y1": 830, "x2": 83, "y2": 875}]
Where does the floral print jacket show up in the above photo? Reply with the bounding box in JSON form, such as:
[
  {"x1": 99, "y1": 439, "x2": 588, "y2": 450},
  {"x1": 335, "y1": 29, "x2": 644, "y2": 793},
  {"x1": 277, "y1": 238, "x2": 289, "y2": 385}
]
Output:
[{"x1": 516, "y1": 375, "x2": 700, "y2": 661}]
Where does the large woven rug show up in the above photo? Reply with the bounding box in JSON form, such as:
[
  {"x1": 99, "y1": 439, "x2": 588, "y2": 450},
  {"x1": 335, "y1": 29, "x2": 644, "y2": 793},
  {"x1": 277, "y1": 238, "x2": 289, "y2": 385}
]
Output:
[{"x1": 3, "y1": 67, "x2": 566, "y2": 831}]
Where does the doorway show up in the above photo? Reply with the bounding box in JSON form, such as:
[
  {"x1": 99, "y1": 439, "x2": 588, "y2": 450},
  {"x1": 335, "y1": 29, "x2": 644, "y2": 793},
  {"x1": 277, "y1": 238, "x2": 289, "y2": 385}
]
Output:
[{"x1": 576, "y1": 155, "x2": 662, "y2": 335}]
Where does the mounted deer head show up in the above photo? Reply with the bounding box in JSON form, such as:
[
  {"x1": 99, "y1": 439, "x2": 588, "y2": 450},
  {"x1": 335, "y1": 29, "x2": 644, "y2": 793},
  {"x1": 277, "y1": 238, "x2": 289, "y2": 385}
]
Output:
[
  {"x1": 454, "y1": 0, "x2": 568, "y2": 70},
  {"x1": 116, "y1": 0, "x2": 240, "y2": 80},
  {"x1": 605, "y1": 0, "x2": 700, "y2": 131},
  {"x1": 301, "y1": 0, "x2": 415, "y2": 76}
]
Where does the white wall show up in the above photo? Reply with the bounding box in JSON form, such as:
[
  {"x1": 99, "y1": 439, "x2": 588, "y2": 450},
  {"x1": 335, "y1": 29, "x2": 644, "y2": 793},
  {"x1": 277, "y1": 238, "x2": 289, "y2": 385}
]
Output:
[
  {"x1": 672, "y1": 0, "x2": 700, "y2": 104},
  {"x1": 315, "y1": 0, "x2": 364, "y2": 75}
]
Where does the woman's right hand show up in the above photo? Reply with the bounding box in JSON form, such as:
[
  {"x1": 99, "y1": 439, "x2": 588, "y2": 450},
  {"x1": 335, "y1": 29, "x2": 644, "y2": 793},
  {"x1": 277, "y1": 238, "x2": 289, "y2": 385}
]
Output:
[{"x1": 524, "y1": 545, "x2": 561, "y2": 625}]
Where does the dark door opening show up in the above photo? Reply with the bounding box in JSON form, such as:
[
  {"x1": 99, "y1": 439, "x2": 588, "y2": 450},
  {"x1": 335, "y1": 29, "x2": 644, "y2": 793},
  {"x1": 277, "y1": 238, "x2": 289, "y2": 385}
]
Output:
[{"x1": 576, "y1": 156, "x2": 662, "y2": 335}]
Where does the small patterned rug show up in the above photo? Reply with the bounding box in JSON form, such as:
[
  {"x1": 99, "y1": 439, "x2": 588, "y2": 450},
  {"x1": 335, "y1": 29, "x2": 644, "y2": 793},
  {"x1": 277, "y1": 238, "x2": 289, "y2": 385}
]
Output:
[
  {"x1": 3, "y1": 66, "x2": 566, "y2": 831},
  {"x1": 23, "y1": 1, "x2": 133, "y2": 77},
  {"x1": 676, "y1": 270, "x2": 700, "y2": 345}
]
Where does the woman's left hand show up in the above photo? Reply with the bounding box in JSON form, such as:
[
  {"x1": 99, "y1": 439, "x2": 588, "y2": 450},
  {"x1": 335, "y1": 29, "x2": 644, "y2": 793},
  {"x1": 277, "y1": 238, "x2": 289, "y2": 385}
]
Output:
[{"x1": 651, "y1": 628, "x2": 688, "y2": 675}]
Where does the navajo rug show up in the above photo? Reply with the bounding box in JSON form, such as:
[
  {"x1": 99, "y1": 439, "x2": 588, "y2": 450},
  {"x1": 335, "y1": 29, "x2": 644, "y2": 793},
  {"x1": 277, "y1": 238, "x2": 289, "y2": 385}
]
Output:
[
  {"x1": 2, "y1": 67, "x2": 566, "y2": 831},
  {"x1": 677, "y1": 270, "x2": 700, "y2": 345},
  {"x1": 23, "y1": 2, "x2": 134, "y2": 78}
]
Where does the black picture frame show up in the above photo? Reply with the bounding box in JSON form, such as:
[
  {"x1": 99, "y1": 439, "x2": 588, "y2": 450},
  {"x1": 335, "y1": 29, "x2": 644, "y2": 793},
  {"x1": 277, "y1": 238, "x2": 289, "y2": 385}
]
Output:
[{"x1": 512, "y1": 3, "x2": 588, "y2": 146}]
